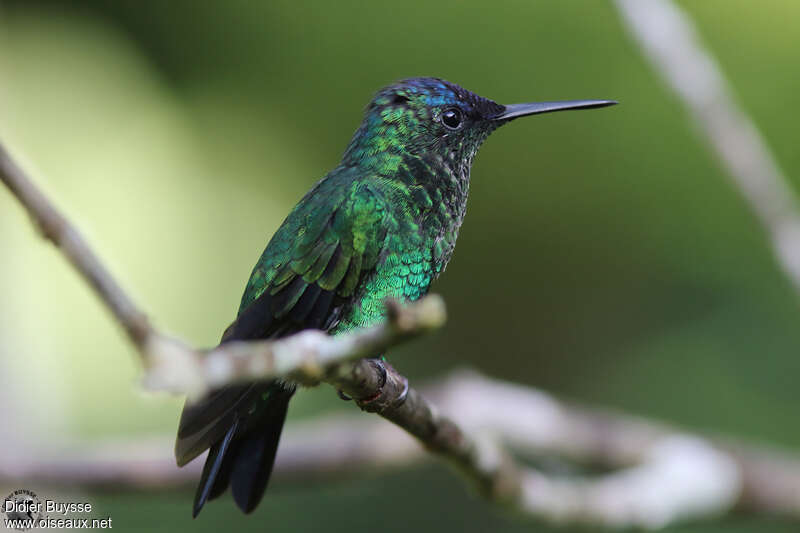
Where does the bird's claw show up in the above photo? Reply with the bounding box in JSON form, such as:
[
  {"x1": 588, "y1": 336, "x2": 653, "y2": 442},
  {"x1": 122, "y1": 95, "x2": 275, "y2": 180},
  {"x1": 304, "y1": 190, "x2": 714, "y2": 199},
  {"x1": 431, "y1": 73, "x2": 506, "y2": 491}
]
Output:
[
  {"x1": 337, "y1": 390, "x2": 352, "y2": 401},
  {"x1": 373, "y1": 357, "x2": 388, "y2": 389}
]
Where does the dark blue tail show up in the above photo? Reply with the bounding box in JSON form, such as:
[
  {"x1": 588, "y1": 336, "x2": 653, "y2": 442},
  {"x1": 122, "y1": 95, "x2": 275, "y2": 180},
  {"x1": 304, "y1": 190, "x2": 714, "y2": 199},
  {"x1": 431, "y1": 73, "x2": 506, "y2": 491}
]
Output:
[
  {"x1": 188, "y1": 384, "x2": 293, "y2": 517},
  {"x1": 178, "y1": 286, "x2": 333, "y2": 516}
]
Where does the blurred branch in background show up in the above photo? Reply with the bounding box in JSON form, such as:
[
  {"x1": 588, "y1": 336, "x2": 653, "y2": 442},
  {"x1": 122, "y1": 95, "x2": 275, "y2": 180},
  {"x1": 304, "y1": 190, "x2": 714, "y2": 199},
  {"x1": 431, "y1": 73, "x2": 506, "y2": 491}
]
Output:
[
  {"x1": 3, "y1": 370, "x2": 800, "y2": 529},
  {"x1": 615, "y1": 0, "x2": 800, "y2": 297}
]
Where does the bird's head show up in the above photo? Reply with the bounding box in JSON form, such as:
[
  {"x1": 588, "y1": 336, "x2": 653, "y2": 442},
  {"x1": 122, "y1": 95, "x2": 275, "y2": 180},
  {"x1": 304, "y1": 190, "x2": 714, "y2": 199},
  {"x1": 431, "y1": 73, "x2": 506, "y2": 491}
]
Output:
[{"x1": 342, "y1": 77, "x2": 615, "y2": 171}]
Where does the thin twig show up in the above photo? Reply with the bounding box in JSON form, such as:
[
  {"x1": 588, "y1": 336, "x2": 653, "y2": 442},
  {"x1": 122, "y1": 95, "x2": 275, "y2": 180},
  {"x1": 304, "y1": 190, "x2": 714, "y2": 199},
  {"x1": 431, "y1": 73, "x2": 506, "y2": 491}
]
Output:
[{"x1": 141, "y1": 296, "x2": 445, "y2": 397}]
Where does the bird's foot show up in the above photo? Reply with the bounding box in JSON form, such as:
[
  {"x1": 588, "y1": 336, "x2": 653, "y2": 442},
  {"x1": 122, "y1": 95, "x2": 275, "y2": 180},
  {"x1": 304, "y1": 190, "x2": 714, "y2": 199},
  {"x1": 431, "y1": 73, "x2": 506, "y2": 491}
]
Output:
[
  {"x1": 336, "y1": 357, "x2": 387, "y2": 402},
  {"x1": 355, "y1": 358, "x2": 409, "y2": 411}
]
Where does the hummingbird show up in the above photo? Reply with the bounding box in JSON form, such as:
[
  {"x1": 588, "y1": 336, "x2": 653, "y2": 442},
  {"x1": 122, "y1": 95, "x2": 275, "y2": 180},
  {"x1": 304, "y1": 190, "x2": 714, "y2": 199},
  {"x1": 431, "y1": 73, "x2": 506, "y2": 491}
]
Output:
[{"x1": 175, "y1": 77, "x2": 615, "y2": 516}]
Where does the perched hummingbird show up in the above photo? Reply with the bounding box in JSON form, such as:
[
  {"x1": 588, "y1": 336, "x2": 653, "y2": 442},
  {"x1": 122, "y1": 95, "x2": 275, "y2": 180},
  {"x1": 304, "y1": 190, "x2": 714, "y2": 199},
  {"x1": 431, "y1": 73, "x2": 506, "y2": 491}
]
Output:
[{"x1": 175, "y1": 77, "x2": 615, "y2": 516}]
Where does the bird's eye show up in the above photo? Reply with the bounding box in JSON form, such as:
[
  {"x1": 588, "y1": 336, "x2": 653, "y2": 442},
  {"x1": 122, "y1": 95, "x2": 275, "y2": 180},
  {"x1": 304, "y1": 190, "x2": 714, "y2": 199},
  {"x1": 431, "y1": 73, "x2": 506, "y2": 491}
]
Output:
[{"x1": 441, "y1": 108, "x2": 463, "y2": 130}]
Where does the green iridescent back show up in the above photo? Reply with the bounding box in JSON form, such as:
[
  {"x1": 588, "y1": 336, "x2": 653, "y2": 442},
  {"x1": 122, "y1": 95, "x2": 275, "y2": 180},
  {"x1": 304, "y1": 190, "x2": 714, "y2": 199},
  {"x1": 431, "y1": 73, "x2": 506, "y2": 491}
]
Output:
[{"x1": 237, "y1": 78, "x2": 504, "y2": 336}]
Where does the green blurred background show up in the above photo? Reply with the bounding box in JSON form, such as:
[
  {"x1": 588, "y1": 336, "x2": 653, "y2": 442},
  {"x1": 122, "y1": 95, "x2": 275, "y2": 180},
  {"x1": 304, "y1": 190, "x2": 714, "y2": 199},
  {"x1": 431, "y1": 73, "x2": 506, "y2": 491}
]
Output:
[{"x1": 1, "y1": 1, "x2": 799, "y2": 531}]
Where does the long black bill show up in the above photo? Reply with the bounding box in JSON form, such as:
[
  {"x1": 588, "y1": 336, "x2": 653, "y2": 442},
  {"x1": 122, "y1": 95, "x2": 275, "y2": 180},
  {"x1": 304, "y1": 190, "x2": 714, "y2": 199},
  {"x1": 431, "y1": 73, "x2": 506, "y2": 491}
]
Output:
[{"x1": 493, "y1": 100, "x2": 617, "y2": 121}]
